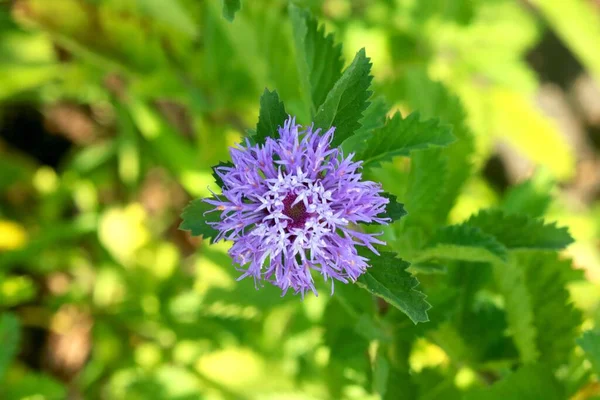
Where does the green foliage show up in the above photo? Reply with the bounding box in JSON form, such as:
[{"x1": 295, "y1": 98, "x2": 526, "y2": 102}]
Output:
[
  {"x1": 289, "y1": 4, "x2": 343, "y2": 117},
  {"x1": 314, "y1": 49, "x2": 373, "y2": 147},
  {"x1": 1, "y1": 0, "x2": 598, "y2": 398},
  {"x1": 378, "y1": 192, "x2": 408, "y2": 224},
  {"x1": 500, "y1": 178, "x2": 553, "y2": 218},
  {"x1": 357, "y1": 251, "x2": 430, "y2": 324},
  {"x1": 179, "y1": 198, "x2": 220, "y2": 241},
  {"x1": 465, "y1": 364, "x2": 565, "y2": 400},
  {"x1": 212, "y1": 161, "x2": 234, "y2": 188},
  {"x1": 222, "y1": 0, "x2": 242, "y2": 22},
  {"x1": 578, "y1": 330, "x2": 600, "y2": 375},
  {"x1": 402, "y1": 149, "x2": 448, "y2": 230},
  {"x1": 255, "y1": 88, "x2": 288, "y2": 145},
  {"x1": 493, "y1": 256, "x2": 539, "y2": 363},
  {"x1": 520, "y1": 252, "x2": 583, "y2": 368},
  {"x1": 416, "y1": 225, "x2": 508, "y2": 264},
  {"x1": 354, "y1": 112, "x2": 455, "y2": 169},
  {"x1": 399, "y1": 70, "x2": 475, "y2": 219},
  {"x1": 465, "y1": 209, "x2": 574, "y2": 250}
]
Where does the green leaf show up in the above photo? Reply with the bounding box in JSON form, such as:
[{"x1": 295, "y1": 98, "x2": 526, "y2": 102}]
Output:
[
  {"x1": 493, "y1": 252, "x2": 582, "y2": 367},
  {"x1": 222, "y1": 0, "x2": 241, "y2": 22},
  {"x1": 500, "y1": 177, "x2": 552, "y2": 218},
  {"x1": 255, "y1": 88, "x2": 288, "y2": 145},
  {"x1": 414, "y1": 225, "x2": 508, "y2": 264},
  {"x1": 289, "y1": 4, "x2": 343, "y2": 117},
  {"x1": 520, "y1": 252, "x2": 583, "y2": 368},
  {"x1": 341, "y1": 96, "x2": 388, "y2": 154},
  {"x1": 364, "y1": 192, "x2": 406, "y2": 225},
  {"x1": 493, "y1": 256, "x2": 539, "y2": 364},
  {"x1": 357, "y1": 251, "x2": 430, "y2": 324},
  {"x1": 354, "y1": 112, "x2": 455, "y2": 168},
  {"x1": 179, "y1": 198, "x2": 220, "y2": 241},
  {"x1": 381, "y1": 192, "x2": 407, "y2": 223},
  {"x1": 400, "y1": 70, "x2": 475, "y2": 219},
  {"x1": 578, "y1": 330, "x2": 600, "y2": 375},
  {"x1": 464, "y1": 365, "x2": 564, "y2": 400},
  {"x1": 314, "y1": 48, "x2": 373, "y2": 147},
  {"x1": 403, "y1": 149, "x2": 448, "y2": 230},
  {"x1": 356, "y1": 96, "x2": 388, "y2": 136},
  {"x1": 211, "y1": 161, "x2": 234, "y2": 188},
  {"x1": 0, "y1": 313, "x2": 20, "y2": 380},
  {"x1": 465, "y1": 209, "x2": 574, "y2": 250}
]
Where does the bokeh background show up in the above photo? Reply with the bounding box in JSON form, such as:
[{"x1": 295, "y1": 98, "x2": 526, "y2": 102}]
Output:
[{"x1": 1, "y1": 0, "x2": 600, "y2": 399}]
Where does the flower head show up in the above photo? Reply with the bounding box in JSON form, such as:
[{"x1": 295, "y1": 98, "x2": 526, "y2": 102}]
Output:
[{"x1": 207, "y1": 116, "x2": 389, "y2": 296}]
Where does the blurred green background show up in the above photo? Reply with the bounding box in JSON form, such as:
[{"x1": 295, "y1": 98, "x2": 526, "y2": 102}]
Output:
[{"x1": 1, "y1": 0, "x2": 600, "y2": 399}]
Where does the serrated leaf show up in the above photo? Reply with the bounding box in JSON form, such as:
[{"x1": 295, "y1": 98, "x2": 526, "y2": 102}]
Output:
[
  {"x1": 356, "y1": 96, "x2": 388, "y2": 136},
  {"x1": 520, "y1": 252, "x2": 583, "y2": 368},
  {"x1": 353, "y1": 112, "x2": 455, "y2": 168},
  {"x1": 364, "y1": 192, "x2": 406, "y2": 225},
  {"x1": 341, "y1": 96, "x2": 388, "y2": 154},
  {"x1": 179, "y1": 198, "x2": 220, "y2": 241},
  {"x1": 289, "y1": 5, "x2": 343, "y2": 117},
  {"x1": 400, "y1": 70, "x2": 475, "y2": 219},
  {"x1": 255, "y1": 88, "x2": 288, "y2": 145},
  {"x1": 211, "y1": 161, "x2": 234, "y2": 188},
  {"x1": 578, "y1": 330, "x2": 600, "y2": 375},
  {"x1": 464, "y1": 364, "x2": 564, "y2": 400},
  {"x1": 222, "y1": 0, "x2": 241, "y2": 22},
  {"x1": 465, "y1": 209, "x2": 574, "y2": 250},
  {"x1": 414, "y1": 225, "x2": 508, "y2": 264},
  {"x1": 0, "y1": 313, "x2": 20, "y2": 380},
  {"x1": 356, "y1": 251, "x2": 430, "y2": 324},
  {"x1": 403, "y1": 149, "x2": 448, "y2": 230},
  {"x1": 382, "y1": 192, "x2": 407, "y2": 223},
  {"x1": 493, "y1": 256, "x2": 539, "y2": 364},
  {"x1": 314, "y1": 49, "x2": 373, "y2": 147}
]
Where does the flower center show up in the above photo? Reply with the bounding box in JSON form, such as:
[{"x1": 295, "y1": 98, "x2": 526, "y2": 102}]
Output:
[{"x1": 282, "y1": 193, "x2": 311, "y2": 229}]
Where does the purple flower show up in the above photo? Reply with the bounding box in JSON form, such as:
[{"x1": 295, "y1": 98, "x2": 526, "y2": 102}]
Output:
[{"x1": 206, "y1": 116, "x2": 390, "y2": 296}]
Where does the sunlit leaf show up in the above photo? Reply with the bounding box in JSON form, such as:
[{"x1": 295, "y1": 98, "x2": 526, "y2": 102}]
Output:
[
  {"x1": 353, "y1": 112, "x2": 455, "y2": 169},
  {"x1": 465, "y1": 209, "x2": 574, "y2": 250},
  {"x1": 493, "y1": 255, "x2": 540, "y2": 364},
  {"x1": 415, "y1": 225, "x2": 508, "y2": 264},
  {"x1": 578, "y1": 330, "x2": 600, "y2": 375},
  {"x1": 289, "y1": 4, "x2": 343, "y2": 117},
  {"x1": 314, "y1": 48, "x2": 373, "y2": 147},
  {"x1": 357, "y1": 251, "x2": 430, "y2": 324}
]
